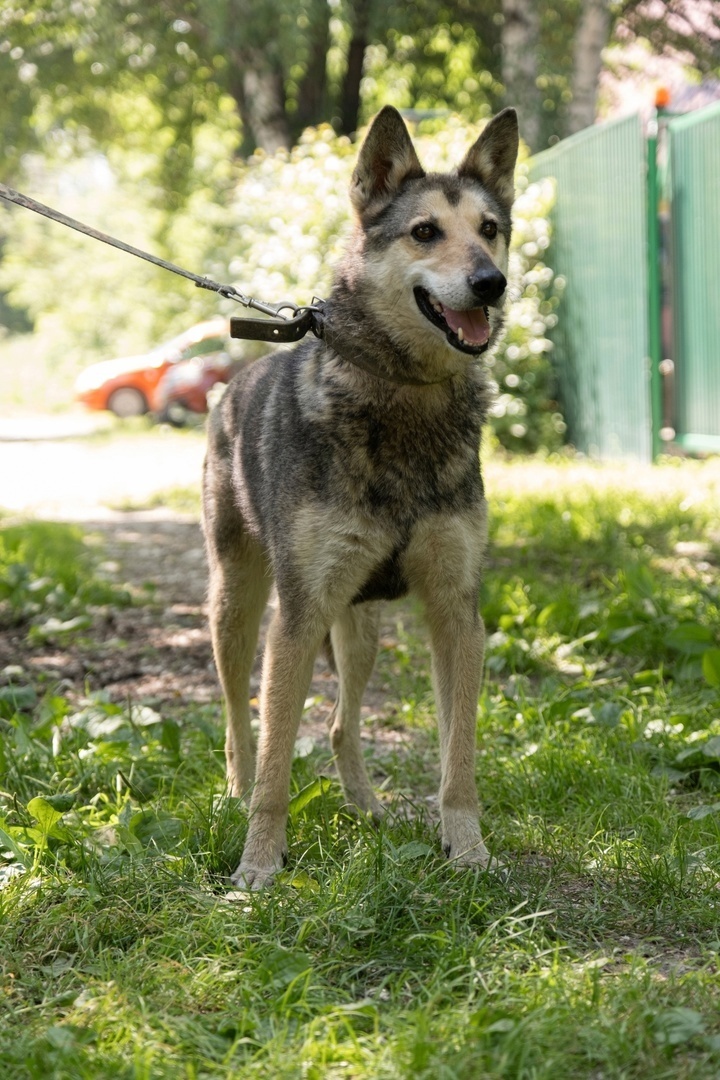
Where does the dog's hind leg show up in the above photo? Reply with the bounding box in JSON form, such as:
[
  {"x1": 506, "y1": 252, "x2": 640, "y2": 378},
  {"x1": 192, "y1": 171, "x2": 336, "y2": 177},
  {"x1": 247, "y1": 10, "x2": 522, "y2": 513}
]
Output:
[
  {"x1": 207, "y1": 531, "x2": 272, "y2": 798},
  {"x1": 329, "y1": 602, "x2": 383, "y2": 820}
]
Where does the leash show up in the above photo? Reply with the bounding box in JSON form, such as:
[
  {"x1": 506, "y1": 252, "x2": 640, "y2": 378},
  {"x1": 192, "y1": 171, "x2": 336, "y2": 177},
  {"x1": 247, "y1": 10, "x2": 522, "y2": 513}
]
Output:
[
  {"x1": 0, "y1": 182, "x2": 325, "y2": 344},
  {"x1": 0, "y1": 181, "x2": 453, "y2": 386}
]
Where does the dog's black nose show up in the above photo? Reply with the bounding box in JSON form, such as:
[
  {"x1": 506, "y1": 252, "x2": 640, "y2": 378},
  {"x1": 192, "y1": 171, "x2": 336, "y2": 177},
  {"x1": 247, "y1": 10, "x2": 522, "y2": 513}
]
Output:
[{"x1": 467, "y1": 266, "x2": 506, "y2": 305}]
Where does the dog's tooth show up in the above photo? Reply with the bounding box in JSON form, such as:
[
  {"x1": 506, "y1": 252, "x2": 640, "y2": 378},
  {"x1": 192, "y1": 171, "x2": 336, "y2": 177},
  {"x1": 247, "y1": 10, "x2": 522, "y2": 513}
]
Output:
[{"x1": 457, "y1": 326, "x2": 465, "y2": 342}]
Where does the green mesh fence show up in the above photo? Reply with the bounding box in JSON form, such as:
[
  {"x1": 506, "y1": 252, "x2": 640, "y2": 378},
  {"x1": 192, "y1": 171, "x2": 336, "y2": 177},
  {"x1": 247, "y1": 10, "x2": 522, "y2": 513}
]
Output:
[
  {"x1": 530, "y1": 114, "x2": 652, "y2": 461},
  {"x1": 667, "y1": 101, "x2": 720, "y2": 454}
]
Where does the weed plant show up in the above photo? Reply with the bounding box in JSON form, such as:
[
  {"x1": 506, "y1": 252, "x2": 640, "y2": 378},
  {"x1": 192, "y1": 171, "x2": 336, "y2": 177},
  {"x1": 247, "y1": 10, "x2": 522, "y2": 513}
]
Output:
[{"x1": 2, "y1": 465, "x2": 720, "y2": 1077}]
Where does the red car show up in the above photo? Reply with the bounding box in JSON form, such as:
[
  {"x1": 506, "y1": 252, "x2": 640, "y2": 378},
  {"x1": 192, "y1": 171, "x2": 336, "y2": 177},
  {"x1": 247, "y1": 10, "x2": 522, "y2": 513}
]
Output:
[
  {"x1": 75, "y1": 319, "x2": 232, "y2": 419},
  {"x1": 155, "y1": 347, "x2": 235, "y2": 426}
]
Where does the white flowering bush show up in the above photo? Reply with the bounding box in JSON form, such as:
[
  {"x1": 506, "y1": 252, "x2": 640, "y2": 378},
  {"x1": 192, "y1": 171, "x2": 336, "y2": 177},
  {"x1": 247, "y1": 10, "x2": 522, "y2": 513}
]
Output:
[
  {"x1": 201, "y1": 119, "x2": 566, "y2": 453},
  {"x1": 0, "y1": 117, "x2": 565, "y2": 449},
  {"x1": 489, "y1": 170, "x2": 566, "y2": 452}
]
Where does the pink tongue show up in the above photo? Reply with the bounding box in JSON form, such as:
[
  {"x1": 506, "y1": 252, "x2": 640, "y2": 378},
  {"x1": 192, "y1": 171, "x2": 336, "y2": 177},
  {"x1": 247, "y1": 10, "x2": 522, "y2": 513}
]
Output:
[{"x1": 441, "y1": 304, "x2": 490, "y2": 345}]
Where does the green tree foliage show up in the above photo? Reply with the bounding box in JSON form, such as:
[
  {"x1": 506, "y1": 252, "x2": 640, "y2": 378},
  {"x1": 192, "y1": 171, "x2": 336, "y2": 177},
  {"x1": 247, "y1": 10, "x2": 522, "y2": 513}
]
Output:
[{"x1": 2, "y1": 0, "x2": 718, "y2": 176}]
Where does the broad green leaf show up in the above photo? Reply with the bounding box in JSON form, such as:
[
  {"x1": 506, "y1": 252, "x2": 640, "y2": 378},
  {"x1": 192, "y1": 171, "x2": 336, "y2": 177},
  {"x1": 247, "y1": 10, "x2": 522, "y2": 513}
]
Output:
[
  {"x1": 257, "y1": 947, "x2": 312, "y2": 990},
  {"x1": 624, "y1": 564, "x2": 655, "y2": 598},
  {"x1": 702, "y1": 648, "x2": 720, "y2": 688},
  {"x1": 486, "y1": 1019, "x2": 515, "y2": 1035},
  {"x1": 701, "y1": 735, "x2": 720, "y2": 759},
  {"x1": 115, "y1": 826, "x2": 145, "y2": 857},
  {"x1": 685, "y1": 803, "x2": 720, "y2": 821},
  {"x1": 573, "y1": 703, "x2": 622, "y2": 727},
  {"x1": 288, "y1": 777, "x2": 334, "y2": 819},
  {"x1": 0, "y1": 684, "x2": 37, "y2": 715},
  {"x1": 287, "y1": 871, "x2": 320, "y2": 893},
  {"x1": 674, "y1": 747, "x2": 708, "y2": 769},
  {"x1": 127, "y1": 705, "x2": 162, "y2": 727},
  {"x1": 654, "y1": 1007, "x2": 705, "y2": 1046},
  {"x1": 27, "y1": 796, "x2": 65, "y2": 833},
  {"x1": 69, "y1": 706, "x2": 126, "y2": 739},
  {"x1": 650, "y1": 765, "x2": 686, "y2": 782},
  {"x1": 396, "y1": 841, "x2": 433, "y2": 862},
  {"x1": 594, "y1": 702, "x2": 623, "y2": 727},
  {"x1": 44, "y1": 793, "x2": 76, "y2": 813},
  {"x1": 30, "y1": 615, "x2": 92, "y2": 641},
  {"x1": 0, "y1": 824, "x2": 31, "y2": 866},
  {"x1": 160, "y1": 719, "x2": 181, "y2": 755},
  {"x1": 665, "y1": 623, "x2": 715, "y2": 655},
  {"x1": 128, "y1": 810, "x2": 185, "y2": 850}
]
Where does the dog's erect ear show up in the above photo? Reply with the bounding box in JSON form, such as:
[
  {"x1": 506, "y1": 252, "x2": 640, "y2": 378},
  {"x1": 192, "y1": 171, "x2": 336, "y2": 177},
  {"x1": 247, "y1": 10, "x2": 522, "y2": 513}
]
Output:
[
  {"x1": 351, "y1": 106, "x2": 425, "y2": 216},
  {"x1": 457, "y1": 108, "x2": 519, "y2": 206}
]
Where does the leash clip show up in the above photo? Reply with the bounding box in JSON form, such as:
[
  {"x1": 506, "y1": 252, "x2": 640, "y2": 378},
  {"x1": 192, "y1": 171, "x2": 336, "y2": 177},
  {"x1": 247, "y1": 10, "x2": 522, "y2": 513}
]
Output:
[{"x1": 230, "y1": 299, "x2": 326, "y2": 343}]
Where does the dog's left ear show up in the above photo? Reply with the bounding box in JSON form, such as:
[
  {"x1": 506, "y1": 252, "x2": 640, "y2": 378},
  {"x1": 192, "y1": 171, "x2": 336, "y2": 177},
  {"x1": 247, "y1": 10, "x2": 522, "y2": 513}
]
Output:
[
  {"x1": 351, "y1": 106, "x2": 425, "y2": 217},
  {"x1": 458, "y1": 108, "x2": 519, "y2": 206}
]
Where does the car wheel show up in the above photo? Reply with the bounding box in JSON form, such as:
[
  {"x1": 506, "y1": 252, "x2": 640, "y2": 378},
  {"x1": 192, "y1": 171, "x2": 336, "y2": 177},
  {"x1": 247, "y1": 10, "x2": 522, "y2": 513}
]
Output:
[
  {"x1": 107, "y1": 387, "x2": 148, "y2": 418},
  {"x1": 160, "y1": 401, "x2": 190, "y2": 428}
]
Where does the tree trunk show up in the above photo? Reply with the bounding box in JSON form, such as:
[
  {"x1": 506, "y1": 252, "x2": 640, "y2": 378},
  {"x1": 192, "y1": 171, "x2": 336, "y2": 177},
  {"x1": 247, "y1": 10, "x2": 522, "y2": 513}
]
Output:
[
  {"x1": 294, "y1": 0, "x2": 331, "y2": 136},
  {"x1": 339, "y1": 0, "x2": 373, "y2": 137},
  {"x1": 567, "y1": 0, "x2": 611, "y2": 135},
  {"x1": 242, "y1": 57, "x2": 291, "y2": 153},
  {"x1": 501, "y1": 0, "x2": 541, "y2": 152},
  {"x1": 228, "y1": 47, "x2": 291, "y2": 155},
  {"x1": 221, "y1": 0, "x2": 290, "y2": 155}
]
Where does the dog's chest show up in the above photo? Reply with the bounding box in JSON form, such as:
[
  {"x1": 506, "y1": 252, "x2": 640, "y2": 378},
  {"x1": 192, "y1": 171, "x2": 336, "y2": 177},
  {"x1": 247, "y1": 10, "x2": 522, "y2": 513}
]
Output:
[{"x1": 336, "y1": 400, "x2": 482, "y2": 524}]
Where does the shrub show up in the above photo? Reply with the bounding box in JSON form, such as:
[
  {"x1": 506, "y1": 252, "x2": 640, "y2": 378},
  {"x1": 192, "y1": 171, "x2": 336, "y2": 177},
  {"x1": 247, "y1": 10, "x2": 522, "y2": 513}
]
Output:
[{"x1": 1, "y1": 117, "x2": 565, "y2": 450}]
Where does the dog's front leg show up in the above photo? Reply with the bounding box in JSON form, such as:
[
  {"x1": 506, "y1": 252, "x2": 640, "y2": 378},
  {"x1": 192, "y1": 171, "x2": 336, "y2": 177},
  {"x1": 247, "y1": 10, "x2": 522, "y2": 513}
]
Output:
[
  {"x1": 231, "y1": 611, "x2": 321, "y2": 890},
  {"x1": 406, "y1": 508, "x2": 490, "y2": 867},
  {"x1": 427, "y1": 601, "x2": 490, "y2": 867}
]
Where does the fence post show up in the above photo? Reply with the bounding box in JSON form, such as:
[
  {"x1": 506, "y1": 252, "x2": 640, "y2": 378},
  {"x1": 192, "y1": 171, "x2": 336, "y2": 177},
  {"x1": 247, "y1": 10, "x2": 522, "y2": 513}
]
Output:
[{"x1": 646, "y1": 110, "x2": 663, "y2": 461}]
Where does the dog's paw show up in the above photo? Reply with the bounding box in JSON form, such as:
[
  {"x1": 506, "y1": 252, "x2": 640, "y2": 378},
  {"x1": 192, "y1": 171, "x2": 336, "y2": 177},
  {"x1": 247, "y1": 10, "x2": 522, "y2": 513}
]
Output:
[
  {"x1": 229, "y1": 842, "x2": 289, "y2": 894},
  {"x1": 229, "y1": 851, "x2": 287, "y2": 892},
  {"x1": 442, "y1": 836, "x2": 508, "y2": 878},
  {"x1": 345, "y1": 792, "x2": 385, "y2": 825},
  {"x1": 441, "y1": 809, "x2": 499, "y2": 872},
  {"x1": 443, "y1": 838, "x2": 491, "y2": 867}
]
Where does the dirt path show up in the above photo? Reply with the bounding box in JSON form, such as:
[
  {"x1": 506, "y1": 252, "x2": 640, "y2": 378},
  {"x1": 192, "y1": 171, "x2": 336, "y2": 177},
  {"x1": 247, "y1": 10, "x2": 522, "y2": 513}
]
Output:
[
  {"x1": 2, "y1": 512, "x2": 336, "y2": 718},
  {"x1": 0, "y1": 428, "x2": 424, "y2": 776}
]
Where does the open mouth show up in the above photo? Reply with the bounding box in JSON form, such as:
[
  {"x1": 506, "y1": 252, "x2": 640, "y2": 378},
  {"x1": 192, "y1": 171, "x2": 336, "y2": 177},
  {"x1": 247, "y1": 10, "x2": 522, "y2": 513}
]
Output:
[{"x1": 414, "y1": 287, "x2": 491, "y2": 356}]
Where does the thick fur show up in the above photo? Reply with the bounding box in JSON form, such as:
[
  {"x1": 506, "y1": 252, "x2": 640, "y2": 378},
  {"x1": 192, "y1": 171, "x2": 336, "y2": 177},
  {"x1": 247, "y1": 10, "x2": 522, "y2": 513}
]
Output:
[{"x1": 202, "y1": 106, "x2": 519, "y2": 888}]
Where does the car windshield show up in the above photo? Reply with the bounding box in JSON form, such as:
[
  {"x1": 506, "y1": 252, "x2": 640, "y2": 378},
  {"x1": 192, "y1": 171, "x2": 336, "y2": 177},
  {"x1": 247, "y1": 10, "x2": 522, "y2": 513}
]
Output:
[{"x1": 147, "y1": 325, "x2": 225, "y2": 363}]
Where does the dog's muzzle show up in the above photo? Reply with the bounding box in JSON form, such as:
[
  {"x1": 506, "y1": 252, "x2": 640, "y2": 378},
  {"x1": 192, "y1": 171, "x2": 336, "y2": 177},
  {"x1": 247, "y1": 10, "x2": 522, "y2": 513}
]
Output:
[{"x1": 414, "y1": 287, "x2": 495, "y2": 356}]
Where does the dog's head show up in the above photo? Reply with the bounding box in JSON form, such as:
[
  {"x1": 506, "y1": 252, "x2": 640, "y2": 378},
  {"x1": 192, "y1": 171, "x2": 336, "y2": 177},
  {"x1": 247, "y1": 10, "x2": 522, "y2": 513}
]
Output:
[{"x1": 349, "y1": 106, "x2": 518, "y2": 366}]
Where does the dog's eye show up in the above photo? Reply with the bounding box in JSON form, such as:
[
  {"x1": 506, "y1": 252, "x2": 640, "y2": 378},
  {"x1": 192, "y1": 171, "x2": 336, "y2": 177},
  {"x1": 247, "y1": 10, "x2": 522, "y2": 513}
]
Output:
[
  {"x1": 411, "y1": 223, "x2": 438, "y2": 242},
  {"x1": 481, "y1": 220, "x2": 498, "y2": 240}
]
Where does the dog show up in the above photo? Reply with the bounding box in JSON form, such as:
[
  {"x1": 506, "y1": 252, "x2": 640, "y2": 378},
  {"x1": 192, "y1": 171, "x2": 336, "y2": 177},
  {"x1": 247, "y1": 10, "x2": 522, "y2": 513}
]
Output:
[{"x1": 202, "y1": 105, "x2": 519, "y2": 888}]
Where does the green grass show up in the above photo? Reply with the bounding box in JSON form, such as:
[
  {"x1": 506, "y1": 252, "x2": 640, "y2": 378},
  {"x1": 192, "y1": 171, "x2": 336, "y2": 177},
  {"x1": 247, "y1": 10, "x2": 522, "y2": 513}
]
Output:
[
  {"x1": 0, "y1": 520, "x2": 133, "y2": 635},
  {"x1": 2, "y1": 462, "x2": 720, "y2": 1077}
]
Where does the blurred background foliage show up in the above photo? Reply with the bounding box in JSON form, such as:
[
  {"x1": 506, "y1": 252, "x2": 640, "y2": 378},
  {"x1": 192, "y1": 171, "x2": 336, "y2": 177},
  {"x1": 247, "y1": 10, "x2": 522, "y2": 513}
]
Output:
[{"x1": 0, "y1": 0, "x2": 718, "y2": 450}]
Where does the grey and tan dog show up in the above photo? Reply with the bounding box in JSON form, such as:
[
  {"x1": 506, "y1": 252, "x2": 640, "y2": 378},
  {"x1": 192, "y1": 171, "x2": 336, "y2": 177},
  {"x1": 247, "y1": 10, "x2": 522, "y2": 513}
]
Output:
[{"x1": 202, "y1": 105, "x2": 519, "y2": 888}]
